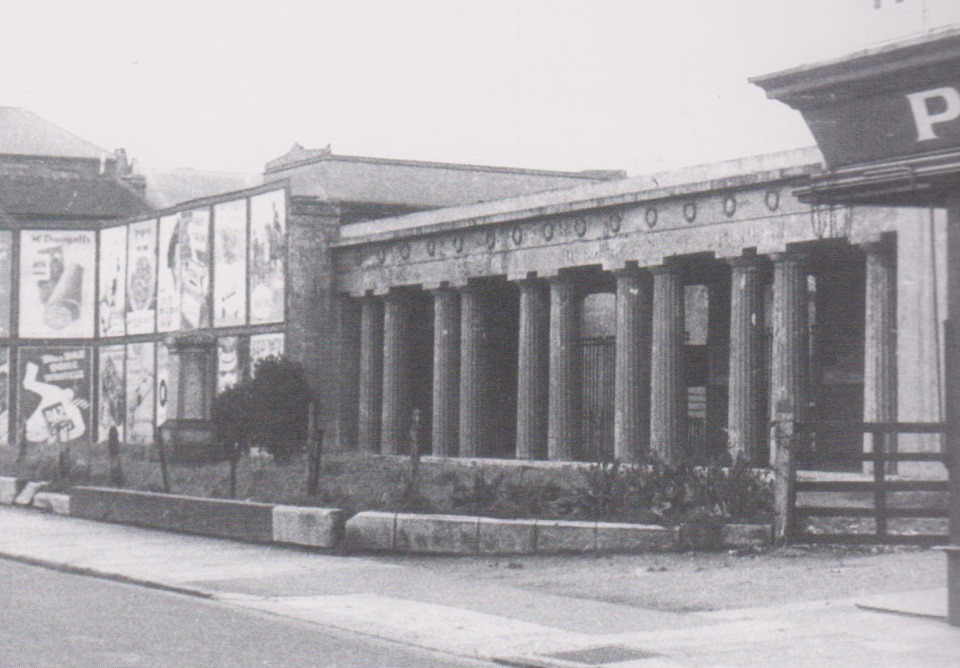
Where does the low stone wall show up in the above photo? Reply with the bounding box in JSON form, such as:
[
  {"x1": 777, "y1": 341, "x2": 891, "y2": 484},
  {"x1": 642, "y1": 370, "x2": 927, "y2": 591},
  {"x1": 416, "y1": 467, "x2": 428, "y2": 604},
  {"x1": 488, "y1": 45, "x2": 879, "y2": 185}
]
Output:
[{"x1": 344, "y1": 511, "x2": 770, "y2": 555}]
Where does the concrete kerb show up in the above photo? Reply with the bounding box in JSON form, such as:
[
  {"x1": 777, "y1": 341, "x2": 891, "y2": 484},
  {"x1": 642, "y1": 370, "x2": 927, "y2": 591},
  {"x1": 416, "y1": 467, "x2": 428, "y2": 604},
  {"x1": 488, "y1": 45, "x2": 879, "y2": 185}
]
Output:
[
  {"x1": 32, "y1": 491, "x2": 71, "y2": 515},
  {"x1": 0, "y1": 476, "x2": 25, "y2": 504}
]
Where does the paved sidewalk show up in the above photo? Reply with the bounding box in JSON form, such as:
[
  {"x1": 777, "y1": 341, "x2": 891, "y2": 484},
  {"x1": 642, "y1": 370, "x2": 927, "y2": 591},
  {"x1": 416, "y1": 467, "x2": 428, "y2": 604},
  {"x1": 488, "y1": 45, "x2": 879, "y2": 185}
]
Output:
[{"x1": 1, "y1": 507, "x2": 958, "y2": 667}]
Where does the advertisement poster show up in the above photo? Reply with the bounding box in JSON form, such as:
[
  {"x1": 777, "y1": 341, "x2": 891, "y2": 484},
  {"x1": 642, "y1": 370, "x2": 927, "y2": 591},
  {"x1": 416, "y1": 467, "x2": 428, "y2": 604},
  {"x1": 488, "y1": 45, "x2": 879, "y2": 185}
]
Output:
[
  {"x1": 249, "y1": 190, "x2": 286, "y2": 324},
  {"x1": 156, "y1": 343, "x2": 169, "y2": 427},
  {"x1": 98, "y1": 226, "x2": 127, "y2": 337},
  {"x1": 126, "y1": 342, "x2": 155, "y2": 446},
  {"x1": 98, "y1": 344, "x2": 126, "y2": 443},
  {"x1": 214, "y1": 200, "x2": 248, "y2": 327},
  {"x1": 157, "y1": 215, "x2": 181, "y2": 332},
  {"x1": 18, "y1": 347, "x2": 91, "y2": 448},
  {"x1": 0, "y1": 231, "x2": 12, "y2": 338},
  {"x1": 0, "y1": 347, "x2": 9, "y2": 447},
  {"x1": 217, "y1": 336, "x2": 241, "y2": 392},
  {"x1": 249, "y1": 332, "x2": 284, "y2": 375},
  {"x1": 19, "y1": 231, "x2": 96, "y2": 338},
  {"x1": 178, "y1": 208, "x2": 211, "y2": 330},
  {"x1": 126, "y1": 219, "x2": 157, "y2": 334}
]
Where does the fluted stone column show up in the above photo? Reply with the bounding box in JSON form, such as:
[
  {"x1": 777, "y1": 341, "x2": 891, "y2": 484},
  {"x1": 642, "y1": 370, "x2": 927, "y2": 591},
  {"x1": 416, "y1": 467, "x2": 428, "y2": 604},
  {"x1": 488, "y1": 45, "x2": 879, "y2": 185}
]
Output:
[
  {"x1": 358, "y1": 296, "x2": 384, "y2": 452},
  {"x1": 548, "y1": 275, "x2": 581, "y2": 461},
  {"x1": 650, "y1": 265, "x2": 686, "y2": 464},
  {"x1": 381, "y1": 291, "x2": 414, "y2": 455},
  {"x1": 459, "y1": 285, "x2": 486, "y2": 458},
  {"x1": 862, "y1": 238, "x2": 898, "y2": 470},
  {"x1": 770, "y1": 253, "x2": 809, "y2": 463},
  {"x1": 516, "y1": 278, "x2": 550, "y2": 460},
  {"x1": 432, "y1": 287, "x2": 461, "y2": 456},
  {"x1": 614, "y1": 268, "x2": 653, "y2": 463},
  {"x1": 705, "y1": 271, "x2": 731, "y2": 461},
  {"x1": 337, "y1": 297, "x2": 362, "y2": 449},
  {"x1": 727, "y1": 257, "x2": 766, "y2": 464}
]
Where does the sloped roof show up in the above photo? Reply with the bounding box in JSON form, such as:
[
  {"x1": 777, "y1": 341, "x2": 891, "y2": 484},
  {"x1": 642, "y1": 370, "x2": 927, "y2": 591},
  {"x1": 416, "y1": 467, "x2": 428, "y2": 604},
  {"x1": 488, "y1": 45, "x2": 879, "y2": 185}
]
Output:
[
  {"x1": 136, "y1": 167, "x2": 261, "y2": 208},
  {"x1": 0, "y1": 107, "x2": 108, "y2": 160},
  {"x1": 263, "y1": 146, "x2": 624, "y2": 209},
  {"x1": 0, "y1": 173, "x2": 150, "y2": 220}
]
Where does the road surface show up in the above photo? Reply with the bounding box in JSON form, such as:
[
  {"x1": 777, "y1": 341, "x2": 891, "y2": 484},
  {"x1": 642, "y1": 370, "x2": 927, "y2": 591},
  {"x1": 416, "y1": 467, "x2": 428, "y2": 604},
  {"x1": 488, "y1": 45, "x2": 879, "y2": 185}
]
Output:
[{"x1": 0, "y1": 558, "x2": 487, "y2": 668}]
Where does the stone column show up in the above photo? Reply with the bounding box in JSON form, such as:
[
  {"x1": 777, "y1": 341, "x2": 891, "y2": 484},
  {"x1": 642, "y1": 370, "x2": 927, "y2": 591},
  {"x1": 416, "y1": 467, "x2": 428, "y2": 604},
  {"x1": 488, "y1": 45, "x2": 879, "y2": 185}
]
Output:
[
  {"x1": 547, "y1": 275, "x2": 581, "y2": 461},
  {"x1": 459, "y1": 285, "x2": 486, "y2": 458},
  {"x1": 727, "y1": 257, "x2": 766, "y2": 464},
  {"x1": 706, "y1": 270, "x2": 731, "y2": 461},
  {"x1": 431, "y1": 287, "x2": 461, "y2": 456},
  {"x1": 614, "y1": 267, "x2": 653, "y2": 463},
  {"x1": 337, "y1": 297, "x2": 362, "y2": 449},
  {"x1": 770, "y1": 253, "x2": 809, "y2": 463},
  {"x1": 862, "y1": 238, "x2": 898, "y2": 470},
  {"x1": 357, "y1": 296, "x2": 384, "y2": 452},
  {"x1": 650, "y1": 265, "x2": 686, "y2": 464},
  {"x1": 381, "y1": 290, "x2": 414, "y2": 455},
  {"x1": 516, "y1": 278, "x2": 550, "y2": 460}
]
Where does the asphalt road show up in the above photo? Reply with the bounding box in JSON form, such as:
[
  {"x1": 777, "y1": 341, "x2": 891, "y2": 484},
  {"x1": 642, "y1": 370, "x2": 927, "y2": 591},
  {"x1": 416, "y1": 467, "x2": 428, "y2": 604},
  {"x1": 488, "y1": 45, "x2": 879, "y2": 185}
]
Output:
[{"x1": 0, "y1": 559, "x2": 487, "y2": 668}]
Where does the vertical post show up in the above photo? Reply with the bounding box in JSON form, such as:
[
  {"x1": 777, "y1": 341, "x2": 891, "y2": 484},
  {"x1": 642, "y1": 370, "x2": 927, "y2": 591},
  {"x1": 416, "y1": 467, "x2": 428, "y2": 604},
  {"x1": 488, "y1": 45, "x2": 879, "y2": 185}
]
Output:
[
  {"x1": 863, "y1": 237, "x2": 898, "y2": 474},
  {"x1": 381, "y1": 290, "x2": 413, "y2": 455},
  {"x1": 945, "y1": 193, "x2": 960, "y2": 626},
  {"x1": 357, "y1": 296, "x2": 384, "y2": 452},
  {"x1": 459, "y1": 285, "x2": 485, "y2": 458},
  {"x1": 649, "y1": 264, "x2": 686, "y2": 464},
  {"x1": 727, "y1": 256, "x2": 766, "y2": 464},
  {"x1": 431, "y1": 287, "x2": 460, "y2": 456},
  {"x1": 547, "y1": 274, "x2": 581, "y2": 461},
  {"x1": 516, "y1": 278, "x2": 550, "y2": 460},
  {"x1": 613, "y1": 267, "x2": 652, "y2": 463},
  {"x1": 872, "y1": 427, "x2": 888, "y2": 540},
  {"x1": 770, "y1": 252, "x2": 807, "y2": 543}
]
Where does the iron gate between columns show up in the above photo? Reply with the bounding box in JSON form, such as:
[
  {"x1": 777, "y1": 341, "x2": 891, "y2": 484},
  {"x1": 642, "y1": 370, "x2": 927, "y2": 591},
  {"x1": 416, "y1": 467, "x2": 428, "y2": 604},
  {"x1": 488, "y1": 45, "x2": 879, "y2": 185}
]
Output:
[{"x1": 581, "y1": 336, "x2": 615, "y2": 461}]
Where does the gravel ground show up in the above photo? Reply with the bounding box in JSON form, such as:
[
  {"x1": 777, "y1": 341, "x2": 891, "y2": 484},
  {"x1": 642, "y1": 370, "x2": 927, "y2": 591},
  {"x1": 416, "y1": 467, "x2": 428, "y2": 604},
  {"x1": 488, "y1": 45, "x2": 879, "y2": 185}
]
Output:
[{"x1": 387, "y1": 545, "x2": 947, "y2": 613}]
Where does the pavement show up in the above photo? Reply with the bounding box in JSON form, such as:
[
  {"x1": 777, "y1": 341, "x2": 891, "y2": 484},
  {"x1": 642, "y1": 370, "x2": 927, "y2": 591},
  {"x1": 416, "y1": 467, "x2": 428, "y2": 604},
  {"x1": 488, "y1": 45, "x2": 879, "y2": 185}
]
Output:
[{"x1": 1, "y1": 506, "x2": 958, "y2": 667}]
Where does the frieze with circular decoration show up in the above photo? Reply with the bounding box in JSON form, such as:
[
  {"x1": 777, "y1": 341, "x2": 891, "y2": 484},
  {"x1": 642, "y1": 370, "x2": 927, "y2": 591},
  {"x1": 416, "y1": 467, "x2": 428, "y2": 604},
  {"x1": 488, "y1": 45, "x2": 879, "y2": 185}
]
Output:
[
  {"x1": 511, "y1": 226, "x2": 523, "y2": 246},
  {"x1": 607, "y1": 213, "x2": 622, "y2": 234},
  {"x1": 683, "y1": 202, "x2": 697, "y2": 223},
  {"x1": 453, "y1": 235, "x2": 464, "y2": 253},
  {"x1": 376, "y1": 247, "x2": 386, "y2": 264},
  {"x1": 485, "y1": 230, "x2": 496, "y2": 250},
  {"x1": 574, "y1": 218, "x2": 587, "y2": 237},
  {"x1": 399, "y1": 242, "x2": 411, "y2": 260},
  {"x1": 542, "y1": 222, "x2": 554, "y2": 241},
  {"x1": 645, "y1": 207, "x2": 658, "y2": 229},
  {"x1": 426, "y1": 238, "x2": 436, "y2": 256}
]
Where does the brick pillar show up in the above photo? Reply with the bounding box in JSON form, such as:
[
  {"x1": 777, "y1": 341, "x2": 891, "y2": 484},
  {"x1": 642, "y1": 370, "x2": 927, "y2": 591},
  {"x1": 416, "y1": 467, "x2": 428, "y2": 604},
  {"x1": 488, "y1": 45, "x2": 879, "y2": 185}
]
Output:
[
  {"x1": 862, "y1": 238, "x2": 898, "y2": 470},
  {"x1": 381, "y1": 290, "x2": 414, "y2": 455},
  {"x1": 650, "y1": 265, "x2": 686, "y2": 464},
  {"x1": 432, "y1": 287, "x2": 460, "y2": 456},
  {"x1": 459, "y1": 285, "x2": 487, "y2": 458},
  {"x1": 548, "y1": 275, "x2": 581, "y2": 461},
  {"x1": 516, "y1": 278, "x2": 549, "y2": 460},
  {"x1": 614, "y1": 267, "x2": 652, "y2": 463},
  {"x1": 337, "y1": 296, "x2": 361, "y2": 449},
  {"x1": 357, "y1": 296, "x2": 384, "y2": 452},
  {"x1": 770, "y1": 253, "x2": 809, "y2": 463},
  {"x1": 727, "y1": 256, "x2": 766, "y2": 464}
]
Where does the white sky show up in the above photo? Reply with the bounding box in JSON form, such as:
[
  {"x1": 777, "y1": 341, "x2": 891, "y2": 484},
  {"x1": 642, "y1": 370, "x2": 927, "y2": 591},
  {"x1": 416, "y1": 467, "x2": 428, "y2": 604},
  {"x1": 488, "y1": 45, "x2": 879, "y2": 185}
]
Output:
[{"x1": 1, "y1": 0, "x2": 954, "y2": 176}]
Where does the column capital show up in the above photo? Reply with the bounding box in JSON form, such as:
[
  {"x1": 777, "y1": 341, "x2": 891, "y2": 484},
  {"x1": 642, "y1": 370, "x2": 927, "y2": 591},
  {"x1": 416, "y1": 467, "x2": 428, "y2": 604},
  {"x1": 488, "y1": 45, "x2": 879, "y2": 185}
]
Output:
[
  {"x1": 769, "y1": 250, "x2": 809, "y2": 265},
  {"x1": 726, "y1": 254, "x2": 768, "y2": 270},
  {"x1": 648, "y1": 263, "x2": 681, "y2": 276},
  {"x1": 859, "y1": 234, "x2": 896, "y2": 255},
  {"x1": 547, "y1": 273, "x2": 580, "y2": 288},
  {"x1": 613, "y1": 264, "x2": 648, "y2": 280}
]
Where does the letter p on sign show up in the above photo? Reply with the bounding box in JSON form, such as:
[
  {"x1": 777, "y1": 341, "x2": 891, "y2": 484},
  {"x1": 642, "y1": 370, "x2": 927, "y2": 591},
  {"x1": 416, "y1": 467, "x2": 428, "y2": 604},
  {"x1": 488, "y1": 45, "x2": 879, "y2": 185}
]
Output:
[{"x1": 907, "y1": 87, "x2": 960, "y2": 141}]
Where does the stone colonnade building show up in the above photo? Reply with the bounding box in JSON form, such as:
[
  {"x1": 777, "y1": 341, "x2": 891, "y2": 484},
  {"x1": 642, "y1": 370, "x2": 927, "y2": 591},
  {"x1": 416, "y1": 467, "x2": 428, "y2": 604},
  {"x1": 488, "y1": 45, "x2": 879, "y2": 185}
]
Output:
[{"x1": 330, "y1": 148, "x2": 946, "y2": 471}]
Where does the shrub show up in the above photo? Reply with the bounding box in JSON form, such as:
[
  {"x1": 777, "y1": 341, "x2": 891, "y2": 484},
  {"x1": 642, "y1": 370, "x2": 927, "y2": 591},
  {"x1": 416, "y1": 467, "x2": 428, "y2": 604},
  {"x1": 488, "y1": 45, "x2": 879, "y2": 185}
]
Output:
[{"x1": 210, "y1": 356, "x2": 314, "y2": 464}]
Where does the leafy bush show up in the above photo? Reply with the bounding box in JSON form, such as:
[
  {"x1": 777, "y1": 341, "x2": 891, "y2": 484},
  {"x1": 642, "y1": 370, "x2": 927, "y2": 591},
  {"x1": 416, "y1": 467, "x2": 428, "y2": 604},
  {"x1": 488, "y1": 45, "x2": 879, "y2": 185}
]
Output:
[{"x1": 210, "y1": 356, "x2": 314, "y2": 464}]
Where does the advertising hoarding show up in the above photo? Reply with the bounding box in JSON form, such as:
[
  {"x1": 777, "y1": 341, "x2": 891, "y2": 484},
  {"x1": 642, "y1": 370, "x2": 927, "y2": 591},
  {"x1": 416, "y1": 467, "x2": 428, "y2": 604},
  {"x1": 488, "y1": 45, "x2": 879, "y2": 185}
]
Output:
[
  {"x1": 19, "y1": 231, "x2": 96, "y2": 338},
  {"x1": 0, "y1": 231, "x2": 12, "y2": 338},
  {"x1": 178, "y1": 208, "x2": 211, "y2": 330},
  {"x1": 156, "y1": 343, "x2": 169, "y2": 426},
  {"x1": 213, "y1": 200, "x2": 248, "y2": 327},
  {"x1": 98, "y1": 226, "x2": 127, "y2": 337},
  {"x1": 0, "y1": 347, "x2": 8, "y2": 447},
  {"x1": 18, "y1": 347, "x2": 92, "y2": 448},
  {"x1": 249, "y1": 190, "x2": 286, "y2": 324},
  {"x1": 249, "y1": 332, "x2": 284, "y2": 374},
  {"x1": 217, "y1": 336, "x2": 241, "y2": 393},
  {"x1": 126, "y1": 342, "x2": 155, "y2": 445},
  {"x1": 126, "y1": 219, "x2": 158, "y2": 334},
  {"x1": 157, "y1": 215, "x2": 180, "y2": 333},
  {"x1": 98, "y1": 344, "x2": 126, "y2": 443}
]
